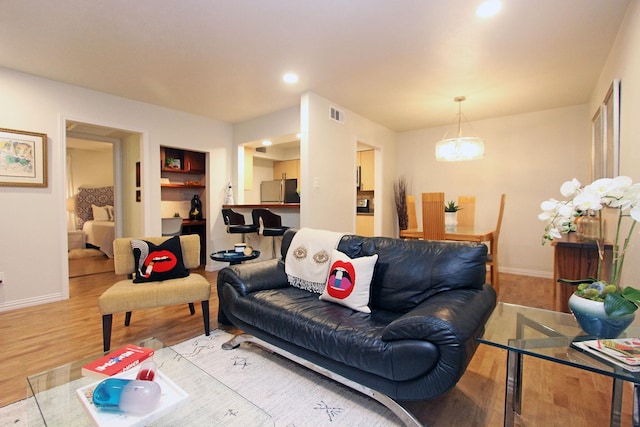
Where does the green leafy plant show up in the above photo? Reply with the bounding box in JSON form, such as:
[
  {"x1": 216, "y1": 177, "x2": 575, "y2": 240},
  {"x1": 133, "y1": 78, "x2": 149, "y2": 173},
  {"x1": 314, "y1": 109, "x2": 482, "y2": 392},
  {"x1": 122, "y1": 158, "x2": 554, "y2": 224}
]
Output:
[
  {"x1": 539, "y1": 176, "x2": 640, "y2": 316},
  {"x1": 444, "y1": 200, "x2": 461, "y2": 212}
]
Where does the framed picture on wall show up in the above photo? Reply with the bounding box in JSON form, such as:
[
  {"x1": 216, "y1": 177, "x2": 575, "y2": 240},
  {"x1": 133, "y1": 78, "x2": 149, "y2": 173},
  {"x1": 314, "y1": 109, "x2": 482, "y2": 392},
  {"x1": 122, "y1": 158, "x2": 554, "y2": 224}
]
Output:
[
  {"x1": 0, "y1": 128, "x2": 48, "y2": 187},
  {"x1": 592, "y1": 79, "x2": 620, "y2": 180}
]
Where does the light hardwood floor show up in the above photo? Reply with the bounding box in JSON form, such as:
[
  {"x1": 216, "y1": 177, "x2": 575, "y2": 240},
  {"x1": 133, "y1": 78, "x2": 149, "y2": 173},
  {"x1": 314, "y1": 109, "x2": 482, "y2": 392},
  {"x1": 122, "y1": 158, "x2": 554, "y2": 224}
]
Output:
[{"x1": 0, "y1": 269, "x2": 635, "y2": 426}]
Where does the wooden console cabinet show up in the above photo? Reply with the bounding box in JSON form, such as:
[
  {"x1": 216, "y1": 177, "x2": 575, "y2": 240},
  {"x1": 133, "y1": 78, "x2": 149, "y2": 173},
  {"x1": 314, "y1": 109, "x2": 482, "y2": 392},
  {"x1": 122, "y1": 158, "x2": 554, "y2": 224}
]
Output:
[{"x1": 553, "y1": 233, "x2": 612, "y2": 313}]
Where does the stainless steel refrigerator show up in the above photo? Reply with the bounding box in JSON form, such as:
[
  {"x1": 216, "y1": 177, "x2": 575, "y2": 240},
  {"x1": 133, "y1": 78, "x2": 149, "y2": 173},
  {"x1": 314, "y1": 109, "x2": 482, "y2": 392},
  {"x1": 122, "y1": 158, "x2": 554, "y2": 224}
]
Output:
[{"x1": 260, "y1": 179, "x2": 299, "y2": 203}]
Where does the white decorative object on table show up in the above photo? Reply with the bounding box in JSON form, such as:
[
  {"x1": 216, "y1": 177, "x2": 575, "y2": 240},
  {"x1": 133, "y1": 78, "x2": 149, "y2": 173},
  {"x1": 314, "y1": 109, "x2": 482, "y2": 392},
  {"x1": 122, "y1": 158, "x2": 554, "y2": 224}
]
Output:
[{"x1": 225, "y1": 181, "x2": 234, "y2": 205}]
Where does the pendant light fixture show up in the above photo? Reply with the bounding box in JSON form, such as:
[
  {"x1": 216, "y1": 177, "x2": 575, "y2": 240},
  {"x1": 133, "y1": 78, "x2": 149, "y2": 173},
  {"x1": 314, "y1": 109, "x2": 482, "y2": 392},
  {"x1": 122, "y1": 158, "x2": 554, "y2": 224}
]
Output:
[{"x1": 435, "y1": 96, "x2": 485, "y2": 162}]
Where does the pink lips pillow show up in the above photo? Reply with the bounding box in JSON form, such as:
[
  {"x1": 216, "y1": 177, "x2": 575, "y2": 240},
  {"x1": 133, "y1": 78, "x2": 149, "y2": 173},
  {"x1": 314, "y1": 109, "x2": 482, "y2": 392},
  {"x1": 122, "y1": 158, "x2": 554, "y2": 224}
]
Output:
[{"x1": 320, "y1": 249, "x2": 378, "y2": 313}]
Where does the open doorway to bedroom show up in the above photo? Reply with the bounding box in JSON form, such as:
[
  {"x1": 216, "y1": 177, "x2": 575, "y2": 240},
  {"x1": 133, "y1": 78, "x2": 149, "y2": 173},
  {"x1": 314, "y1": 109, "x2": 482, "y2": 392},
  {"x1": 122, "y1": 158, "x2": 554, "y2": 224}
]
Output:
[{"x1": 65, "y1": 120, "x2": 142, "y2": 277}]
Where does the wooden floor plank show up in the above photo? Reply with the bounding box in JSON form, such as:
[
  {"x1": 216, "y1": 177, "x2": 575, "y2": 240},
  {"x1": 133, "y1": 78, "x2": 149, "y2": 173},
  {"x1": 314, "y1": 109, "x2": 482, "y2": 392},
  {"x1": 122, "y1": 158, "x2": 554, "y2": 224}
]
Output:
[{"x1": 0, "y1": 269, "x2": 635, "y2": 425}]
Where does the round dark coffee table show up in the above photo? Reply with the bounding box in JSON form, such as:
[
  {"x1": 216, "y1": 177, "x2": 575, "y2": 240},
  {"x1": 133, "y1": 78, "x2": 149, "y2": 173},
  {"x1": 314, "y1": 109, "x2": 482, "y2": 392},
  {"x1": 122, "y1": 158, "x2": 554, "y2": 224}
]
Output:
[{"x1": 210, "y1": 249, "x2": 260, "y2": 265}]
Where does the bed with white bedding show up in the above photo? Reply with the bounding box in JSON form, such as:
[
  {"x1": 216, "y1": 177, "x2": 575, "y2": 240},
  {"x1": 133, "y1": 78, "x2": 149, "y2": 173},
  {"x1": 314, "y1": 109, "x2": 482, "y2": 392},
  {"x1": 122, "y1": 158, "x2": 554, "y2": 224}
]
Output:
[{"x1": 75, "y1": 186, "x2": 115, "y2": 258}]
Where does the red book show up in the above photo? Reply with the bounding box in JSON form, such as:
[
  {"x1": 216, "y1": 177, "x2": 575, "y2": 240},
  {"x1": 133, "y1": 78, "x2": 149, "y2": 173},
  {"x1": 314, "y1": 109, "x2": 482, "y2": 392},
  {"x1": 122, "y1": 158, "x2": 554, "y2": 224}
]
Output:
[{"x1": 81, "y1": 344, "x2": 154, "y2": 378}]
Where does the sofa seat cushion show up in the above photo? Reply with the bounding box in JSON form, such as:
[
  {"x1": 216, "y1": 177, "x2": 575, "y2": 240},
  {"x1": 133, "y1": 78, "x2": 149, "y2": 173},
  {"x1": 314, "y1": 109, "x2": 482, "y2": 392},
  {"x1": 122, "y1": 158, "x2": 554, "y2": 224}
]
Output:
[
  {"x1": 227, "y1": 286, "x2": 439, "y2": 381},
  {"x1": 98, "y1": 273, "x2": 210, "y2": 314}
]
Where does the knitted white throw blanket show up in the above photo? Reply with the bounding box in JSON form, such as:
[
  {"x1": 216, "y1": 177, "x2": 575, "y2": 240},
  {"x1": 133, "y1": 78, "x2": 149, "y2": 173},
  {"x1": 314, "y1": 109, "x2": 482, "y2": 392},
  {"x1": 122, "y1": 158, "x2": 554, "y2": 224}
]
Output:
[{"x1": 285, "y1": 228, "x2": 344, "y2": 293}]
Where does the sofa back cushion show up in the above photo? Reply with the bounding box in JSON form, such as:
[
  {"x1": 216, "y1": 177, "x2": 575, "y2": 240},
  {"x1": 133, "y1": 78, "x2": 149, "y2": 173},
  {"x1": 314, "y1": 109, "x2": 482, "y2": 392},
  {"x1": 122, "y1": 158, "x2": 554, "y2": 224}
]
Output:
[
  {"x1": 281, "y1": 229, "x2": 488, "y2": 313},
  {"x1": 337, "y1": 235, "x2": 487, "y2": 313}
]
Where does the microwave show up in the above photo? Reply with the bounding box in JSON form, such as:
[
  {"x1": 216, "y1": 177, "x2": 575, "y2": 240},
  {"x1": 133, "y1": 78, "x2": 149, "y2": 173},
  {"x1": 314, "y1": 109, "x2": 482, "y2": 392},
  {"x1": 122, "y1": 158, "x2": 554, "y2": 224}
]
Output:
[{"x1": 357, "y1": 198, "x2": 370, "y2": 213}]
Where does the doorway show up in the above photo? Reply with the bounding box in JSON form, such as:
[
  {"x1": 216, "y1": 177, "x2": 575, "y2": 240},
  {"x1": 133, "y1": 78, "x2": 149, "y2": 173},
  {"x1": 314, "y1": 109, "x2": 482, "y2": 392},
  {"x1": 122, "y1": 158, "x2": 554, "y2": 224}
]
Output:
[
  {"x1": 356, "y1": 142, "x2": 376, "y2": 236},
  {"x1": 65, "y1": 120, "x2": 142, "y2": 277}
]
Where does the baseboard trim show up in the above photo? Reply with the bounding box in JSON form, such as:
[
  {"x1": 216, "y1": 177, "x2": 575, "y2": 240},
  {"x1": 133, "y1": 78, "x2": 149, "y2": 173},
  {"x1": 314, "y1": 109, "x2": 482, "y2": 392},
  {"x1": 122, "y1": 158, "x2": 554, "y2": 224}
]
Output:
[
  {"x1": 500, "y1": 266, "x2": 553, "y2": 279},
  {"x1": 0, "y1": 293, "x2": 64, "y2": 312}
]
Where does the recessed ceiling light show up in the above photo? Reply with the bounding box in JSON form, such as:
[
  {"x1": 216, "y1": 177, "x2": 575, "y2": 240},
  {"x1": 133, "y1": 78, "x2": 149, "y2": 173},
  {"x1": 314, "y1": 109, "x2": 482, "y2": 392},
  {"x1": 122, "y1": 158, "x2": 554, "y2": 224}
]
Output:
[
  {"x1": 262, "y1": 140, "x2": 272, "y2": 146},
  {"x1": 282, "y1": 73, "x2": 299, "y2": 84},
  {"x1": 477, "y1": 0, "x2": 502, "y2": 18}
]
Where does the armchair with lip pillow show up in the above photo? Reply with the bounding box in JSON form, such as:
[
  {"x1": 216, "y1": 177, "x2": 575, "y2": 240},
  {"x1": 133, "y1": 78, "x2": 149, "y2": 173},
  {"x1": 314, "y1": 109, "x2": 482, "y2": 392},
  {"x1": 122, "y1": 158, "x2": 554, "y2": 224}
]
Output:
[{"x1": 98, "y1": 234, "x2": 211, "y2": 351}]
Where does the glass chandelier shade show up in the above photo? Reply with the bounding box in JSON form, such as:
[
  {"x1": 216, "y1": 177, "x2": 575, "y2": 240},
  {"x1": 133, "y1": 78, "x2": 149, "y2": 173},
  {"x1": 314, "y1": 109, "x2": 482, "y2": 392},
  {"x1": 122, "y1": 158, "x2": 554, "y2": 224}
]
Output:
[{"x1": 435, "y1": 96, "x2": 485, "y2": 162}]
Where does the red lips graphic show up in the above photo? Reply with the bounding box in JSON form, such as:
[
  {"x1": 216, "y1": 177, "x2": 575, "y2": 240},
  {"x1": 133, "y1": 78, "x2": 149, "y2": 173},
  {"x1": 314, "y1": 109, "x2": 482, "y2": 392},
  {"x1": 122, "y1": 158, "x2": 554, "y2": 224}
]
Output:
[
  {"x1": 327, "y1": 259, "x2": 356, "y2": 299},
  {"x1": 144, "y1": 250, "x2": 178, "y2": 273}
]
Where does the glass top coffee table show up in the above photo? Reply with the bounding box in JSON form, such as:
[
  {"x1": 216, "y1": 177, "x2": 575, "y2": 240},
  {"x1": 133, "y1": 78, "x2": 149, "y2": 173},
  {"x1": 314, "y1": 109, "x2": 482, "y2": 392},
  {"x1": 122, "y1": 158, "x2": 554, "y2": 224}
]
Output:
[
  {"x1": 26, "y1": 337, "x2": 272, "y2": 426},
  {"x1": 479, "y1": 302, "x2": 640, "y2": 427}
]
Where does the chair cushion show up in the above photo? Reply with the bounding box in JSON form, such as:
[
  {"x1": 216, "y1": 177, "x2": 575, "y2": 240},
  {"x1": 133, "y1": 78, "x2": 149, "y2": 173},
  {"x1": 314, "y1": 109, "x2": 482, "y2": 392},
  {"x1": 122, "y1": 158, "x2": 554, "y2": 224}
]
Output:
[
  {"x1": 98, "y1": 273, "x2": 211, "y2": 314},
  {"x1": 131, "y1": 236, "x2": 189, "y2": 283}
]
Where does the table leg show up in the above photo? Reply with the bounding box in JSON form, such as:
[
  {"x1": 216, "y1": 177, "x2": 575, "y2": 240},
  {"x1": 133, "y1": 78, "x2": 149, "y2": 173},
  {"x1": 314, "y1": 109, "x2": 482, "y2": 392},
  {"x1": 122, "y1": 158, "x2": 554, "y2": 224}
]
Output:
[
  {"x1": 634, "y1": 384, "x2": 640, "y2": 427},
  {"x1": 611, "y1": 378, "x2": 623, "y2": 427},
  {"x1": 505, "y1": 349, "x2": 522, "y2": 427}
]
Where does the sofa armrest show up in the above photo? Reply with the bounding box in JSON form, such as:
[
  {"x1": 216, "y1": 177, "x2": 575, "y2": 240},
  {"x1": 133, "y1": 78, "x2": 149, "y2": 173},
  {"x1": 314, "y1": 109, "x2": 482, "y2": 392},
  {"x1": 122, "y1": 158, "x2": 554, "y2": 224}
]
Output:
[
  {"x1": 217, "y1": 259, "x2": 289, "y2": 297},
  {"x1": 382, "y1": 284, "x2": 496, "y2": 343}
]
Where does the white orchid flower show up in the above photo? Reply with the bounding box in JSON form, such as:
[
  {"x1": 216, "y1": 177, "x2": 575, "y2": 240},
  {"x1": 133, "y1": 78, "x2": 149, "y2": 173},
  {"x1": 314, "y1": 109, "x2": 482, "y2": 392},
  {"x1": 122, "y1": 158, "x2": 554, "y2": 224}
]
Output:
[
  {"x1": 587, "y1": 178, "x2": 615, "y2": 196},
  {"x1": 573, "y1": 191, "x2": 603, "y2": 211},
  {"x1": 560, "y1": 179, "x2": 581, "y2": 198},
  {"x1": 548, "y1": 227, "x2": 564, "y2": 240},
  {"x1": 541, "y1": 176, "x2": 640, "y2": 287}
]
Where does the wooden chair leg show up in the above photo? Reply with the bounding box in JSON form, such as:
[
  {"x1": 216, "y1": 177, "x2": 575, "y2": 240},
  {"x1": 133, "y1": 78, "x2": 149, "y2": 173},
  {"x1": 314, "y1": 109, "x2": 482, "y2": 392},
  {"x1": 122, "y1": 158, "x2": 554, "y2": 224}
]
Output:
[
  {"x1": 124, "y1": 311, "x2": 132, "y2": 326},
  {"x1": 201, "y1": 300, "x2": 210, "y2": 336},
  {"x1": 188, "y1": 302, "x2": 196, "y2": 315},
  {"x1": 102, "y1": 314, "x2": 113, "y2": 352}
]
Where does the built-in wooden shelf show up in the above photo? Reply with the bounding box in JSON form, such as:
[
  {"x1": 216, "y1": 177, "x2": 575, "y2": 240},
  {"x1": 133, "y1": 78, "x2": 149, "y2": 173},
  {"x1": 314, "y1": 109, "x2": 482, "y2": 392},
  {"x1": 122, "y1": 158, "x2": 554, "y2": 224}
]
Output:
[{"x1": 161, "y1": 183, "x2": 205, "y2": 188}]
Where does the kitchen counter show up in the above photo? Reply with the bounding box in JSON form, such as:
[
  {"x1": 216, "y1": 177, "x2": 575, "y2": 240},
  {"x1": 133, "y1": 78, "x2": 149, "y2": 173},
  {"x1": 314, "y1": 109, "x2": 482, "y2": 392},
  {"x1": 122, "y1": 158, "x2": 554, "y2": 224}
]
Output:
[
  {"x1": 222, "y1": 203, "x2": 300, "y2": 209},
  {"x1": 357, "y1": 212, "x2": 374, "y2": 216}
]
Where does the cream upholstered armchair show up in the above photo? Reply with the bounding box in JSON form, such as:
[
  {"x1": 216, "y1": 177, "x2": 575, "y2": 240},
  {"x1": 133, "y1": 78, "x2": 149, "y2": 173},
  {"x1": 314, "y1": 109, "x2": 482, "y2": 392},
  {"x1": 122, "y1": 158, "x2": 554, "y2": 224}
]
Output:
[{"x1": 98, "y1": 234, "x2": 211, "y2": 351}]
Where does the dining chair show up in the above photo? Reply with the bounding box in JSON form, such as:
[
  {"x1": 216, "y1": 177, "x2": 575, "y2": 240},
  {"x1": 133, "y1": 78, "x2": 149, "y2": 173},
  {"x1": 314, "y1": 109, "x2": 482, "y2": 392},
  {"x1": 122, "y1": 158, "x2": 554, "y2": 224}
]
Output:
[
  {"x1": 487, "y1": 194, "x2": 506, "y2": 295},
  {"x1": 421, "y1": 192, "x2": 445, "y2": 240},
  {"x1": 406, "y1": 195, "x2": 418, "y2": 229},
  {"x1": 456, "y1": 196, "x2": 476, "y2": 229}
]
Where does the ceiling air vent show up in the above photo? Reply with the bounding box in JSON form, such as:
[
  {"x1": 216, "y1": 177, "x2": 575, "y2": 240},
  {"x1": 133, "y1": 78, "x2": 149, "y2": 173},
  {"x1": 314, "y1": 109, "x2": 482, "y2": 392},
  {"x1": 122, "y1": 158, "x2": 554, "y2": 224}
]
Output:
[
  {"x1": 256, "y1": 147, "x2": 267, "y2": 153},
  {"x1": 330, "y1": 106, "x2": 345, "y2": 123}
]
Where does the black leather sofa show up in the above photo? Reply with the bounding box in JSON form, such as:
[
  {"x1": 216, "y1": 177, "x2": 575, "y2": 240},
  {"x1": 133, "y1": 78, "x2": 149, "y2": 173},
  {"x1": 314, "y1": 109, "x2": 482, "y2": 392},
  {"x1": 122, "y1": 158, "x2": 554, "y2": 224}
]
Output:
[{"x1": 217, "y1": 229, "x2": 497, "y2": 424}]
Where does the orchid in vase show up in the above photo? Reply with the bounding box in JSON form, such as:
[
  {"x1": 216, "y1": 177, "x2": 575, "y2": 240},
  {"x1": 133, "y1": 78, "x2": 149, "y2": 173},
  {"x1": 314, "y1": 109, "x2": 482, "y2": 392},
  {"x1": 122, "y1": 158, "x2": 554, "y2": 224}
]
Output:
[{"x1": 539, "y1": 176, "x2": 640, "y2": 317}]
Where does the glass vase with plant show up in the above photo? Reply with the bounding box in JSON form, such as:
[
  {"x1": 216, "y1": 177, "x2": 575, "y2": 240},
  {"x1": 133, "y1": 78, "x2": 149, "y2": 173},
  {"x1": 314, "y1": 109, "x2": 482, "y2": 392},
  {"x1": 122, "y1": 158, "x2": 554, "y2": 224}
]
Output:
[
  {"x1": 445, "y1": 200, "x2": 461, "y2": 212},
  {"x1": 539, "y1": 176, "x2": 640, "y2": 316}
]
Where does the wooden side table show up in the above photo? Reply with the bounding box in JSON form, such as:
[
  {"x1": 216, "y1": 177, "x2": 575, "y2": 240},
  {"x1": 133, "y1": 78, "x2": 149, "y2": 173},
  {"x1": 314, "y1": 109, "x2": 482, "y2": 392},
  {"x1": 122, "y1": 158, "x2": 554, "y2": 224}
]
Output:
[{"x1": 552, "y1": 233, "x2": 612, "y2": 312}]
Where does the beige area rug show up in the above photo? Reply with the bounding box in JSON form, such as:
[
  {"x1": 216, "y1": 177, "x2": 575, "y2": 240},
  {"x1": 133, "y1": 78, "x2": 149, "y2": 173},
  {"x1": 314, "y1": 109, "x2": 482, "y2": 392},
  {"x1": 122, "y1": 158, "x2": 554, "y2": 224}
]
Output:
[{"x1": 0, "y1": 330, "x2": 401, "y2": 426}]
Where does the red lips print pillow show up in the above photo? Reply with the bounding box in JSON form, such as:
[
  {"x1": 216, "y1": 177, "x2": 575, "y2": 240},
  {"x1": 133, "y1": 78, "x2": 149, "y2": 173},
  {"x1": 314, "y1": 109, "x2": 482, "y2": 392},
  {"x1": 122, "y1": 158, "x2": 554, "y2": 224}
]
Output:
[
  {"x1": 320, "y1": 249, "x2": 378, "y2": 313},
  {"x1": 131, "y1": 236, "x2": 189, "y2": 283}
]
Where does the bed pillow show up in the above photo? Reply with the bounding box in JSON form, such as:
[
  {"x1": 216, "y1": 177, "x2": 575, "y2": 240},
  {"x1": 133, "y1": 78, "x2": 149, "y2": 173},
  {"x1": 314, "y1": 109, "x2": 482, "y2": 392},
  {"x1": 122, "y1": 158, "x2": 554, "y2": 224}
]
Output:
[
  {"x1": 131, "y1": 236, "x2": 189, "y2": 283},
  {"x1": 319, "y1": 249, "x2": 378, "y2": 313},
  {"x1": 105, "y1": 205, "x2": 115, "y2": 221},
  {"x1": 92, "y1": 204, "x2": 110, "y2": 221}
]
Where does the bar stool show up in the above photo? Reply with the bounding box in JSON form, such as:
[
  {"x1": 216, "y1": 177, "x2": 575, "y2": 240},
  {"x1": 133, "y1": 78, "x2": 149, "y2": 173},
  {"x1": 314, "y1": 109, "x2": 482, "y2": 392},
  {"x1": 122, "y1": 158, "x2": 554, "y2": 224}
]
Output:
[
  {"x1": 251, "y1": 208, "x2": 290, "y2": 258},
  {"x1": 221, "y1": 209, "x2": 258, "y2": 243}
]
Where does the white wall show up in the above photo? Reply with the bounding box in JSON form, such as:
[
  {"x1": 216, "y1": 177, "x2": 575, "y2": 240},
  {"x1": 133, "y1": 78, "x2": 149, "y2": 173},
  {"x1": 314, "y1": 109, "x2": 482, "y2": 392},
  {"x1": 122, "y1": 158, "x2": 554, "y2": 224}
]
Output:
[
  {"x1": 590, "y1": 2, "x2": 640, "y2": 286},
  {"x1": 122, "y1": 134, "x2": 143, "y2": 238},
  {"x1": 300, "y1": 92, "x2": 397, "y2": 234},
  {"x1": 397, "y1": 104, "x2": 591, "y2": 277},
  {"x1": 67, "y1": 146, "x2": 114, "y2": 191},
  {"x1": 0, "y1": 67, "x2": 233, "y2": 311}
]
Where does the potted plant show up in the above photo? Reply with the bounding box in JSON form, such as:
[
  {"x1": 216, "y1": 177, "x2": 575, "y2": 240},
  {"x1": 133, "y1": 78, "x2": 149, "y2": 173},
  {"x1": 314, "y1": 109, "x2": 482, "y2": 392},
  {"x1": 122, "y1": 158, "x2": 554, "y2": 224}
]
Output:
[
  {"x1": 539, "y1": 176, "x2": 640, "y2": 337},
  {"x1": 393, "y1": 177, "x2": 409, "y2": 230},
  {"x1": 444, "y1": 200, "x2": 461, "y2": 231}
]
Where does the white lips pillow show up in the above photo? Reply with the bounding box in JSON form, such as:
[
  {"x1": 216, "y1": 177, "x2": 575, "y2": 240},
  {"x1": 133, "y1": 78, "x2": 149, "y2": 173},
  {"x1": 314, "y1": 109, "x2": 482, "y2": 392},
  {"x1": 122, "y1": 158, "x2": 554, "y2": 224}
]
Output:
[{"x1": 320, "y1": 249, "x2": 378, "y2": 313}]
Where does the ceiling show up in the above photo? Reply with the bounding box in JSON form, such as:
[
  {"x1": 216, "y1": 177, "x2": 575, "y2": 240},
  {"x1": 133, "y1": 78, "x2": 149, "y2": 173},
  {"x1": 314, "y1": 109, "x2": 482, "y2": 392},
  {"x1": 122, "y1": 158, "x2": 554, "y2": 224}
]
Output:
[{"x1": 0, "y1": 1, "x2": 630, "y2": 132}]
